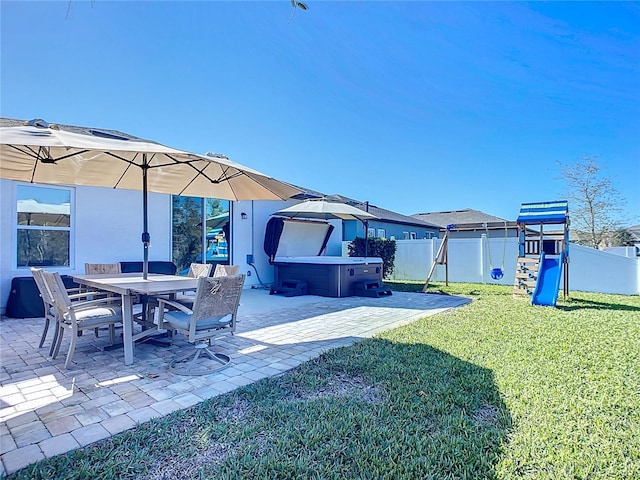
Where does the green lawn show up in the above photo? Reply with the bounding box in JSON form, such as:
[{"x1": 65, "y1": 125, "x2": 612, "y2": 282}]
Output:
[{"x1": 11, "y1": 283, "x2": 640, "y2": 479}]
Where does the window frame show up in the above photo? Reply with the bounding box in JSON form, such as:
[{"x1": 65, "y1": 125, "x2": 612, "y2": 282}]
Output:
[{"x1": 14, "y1": 183, "x2": 75, "y2": 270}]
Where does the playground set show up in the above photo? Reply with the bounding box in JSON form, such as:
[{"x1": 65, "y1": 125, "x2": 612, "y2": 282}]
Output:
[
  {"x1": 514, "y1": 200, "x2": 569, "y2": 307},
  {"x1": 423, "y1": 200, "x2": 569, "y2": 307}
]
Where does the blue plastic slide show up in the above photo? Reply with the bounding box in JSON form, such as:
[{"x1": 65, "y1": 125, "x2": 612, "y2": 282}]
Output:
[{"x1": 531, "y1": 252, "x2": 565, "y2": 307}]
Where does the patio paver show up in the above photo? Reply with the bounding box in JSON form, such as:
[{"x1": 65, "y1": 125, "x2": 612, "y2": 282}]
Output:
[{"x1": 0, "y1": 289, "x2": 470, "y2": 475}]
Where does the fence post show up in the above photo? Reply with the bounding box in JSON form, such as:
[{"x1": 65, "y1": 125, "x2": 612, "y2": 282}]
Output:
[
  {"x1": 480, "y1": 234, "x2": 487, "y2": 284},
  {"x1": 430, "y1": 237, "x2": 437, "y2": 281}
]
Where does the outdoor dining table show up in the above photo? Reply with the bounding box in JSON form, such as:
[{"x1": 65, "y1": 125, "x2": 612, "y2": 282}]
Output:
[{"x1": 71, "y1": 273, "x2": 199, "y2": 365}]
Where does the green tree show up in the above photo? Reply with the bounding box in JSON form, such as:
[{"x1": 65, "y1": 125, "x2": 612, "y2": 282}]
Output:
[{"x1": 559, "y1": 156, "x2": 626, "y2": 249}]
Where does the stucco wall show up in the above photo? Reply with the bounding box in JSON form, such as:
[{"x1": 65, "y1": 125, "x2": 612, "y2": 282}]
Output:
[
  {"x1": 1, "y1": 180, "x2": 171, "y2": 313},
  {"x1": 1, "y1": 189, "x2": 354, "y2": 314}
]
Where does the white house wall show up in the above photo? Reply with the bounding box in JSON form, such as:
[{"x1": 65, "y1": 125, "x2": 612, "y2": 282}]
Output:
[
  {"x1": 1, "y1": 180, "x2": 172, "y2": 313},
  {"x1": 1, "y1": 185, "x2": 357, "y2": 314},
  {"x1": 232, "y1": 200, "x2": 344, "y2": 289}
]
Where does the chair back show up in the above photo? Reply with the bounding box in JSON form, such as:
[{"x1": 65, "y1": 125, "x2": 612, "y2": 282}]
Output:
[
  {"x1": 85, "y1": 263, "x2": 121, "y2": 274},
  {"x1": 31, "y1": 267, "x2": 54, "y2": 306},
  {"x1": 40, "y1": 270, "x2": 73, "y2": 315},
  {"x1": 191, "y1": 274, "x2": 245, "y2": 328},
  {"x1": 187, "y1": 263, "x2": 213, "y2": 278},
  {"x1": 213, "y1": 264, "x2": 240, "y2": 277}
]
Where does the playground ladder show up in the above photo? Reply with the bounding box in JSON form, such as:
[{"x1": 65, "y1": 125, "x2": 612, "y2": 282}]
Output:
[{"x1": 514, "y1": 256, "x2": 540, "y2": 295}]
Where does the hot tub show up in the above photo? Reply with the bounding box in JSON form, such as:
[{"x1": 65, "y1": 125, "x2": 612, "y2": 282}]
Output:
[
  {"x1": 272, "y1": 255, "x2": 384, "y2": 297},
  {"x1": 264, "y1": 216, "x2": 387, "y2": 297}
]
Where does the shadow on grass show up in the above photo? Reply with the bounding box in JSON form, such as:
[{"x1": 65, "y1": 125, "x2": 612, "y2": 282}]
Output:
[
  {"x1": 213, "y1": 338, "x2": 513, "y2": 479},
  {"x1": 558, "y1": 298, "x2": 640, "y2": 312}
]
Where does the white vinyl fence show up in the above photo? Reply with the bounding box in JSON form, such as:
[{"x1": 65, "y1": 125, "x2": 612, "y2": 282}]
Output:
[{"x1": 345, "y1": 238, "x2": 640, "y2": 295}]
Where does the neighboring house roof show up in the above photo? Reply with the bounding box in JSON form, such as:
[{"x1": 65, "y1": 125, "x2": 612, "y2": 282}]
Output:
[
  {"x1": 627, "y1": 225, "x2": 640, "y2": 241},
  {"x1": 411, "y1": 208, "x2": 516, "y2": 231},
  {"x1": 324, "y1": 194, "x2": 440, "y2": 229},
  {"x1": 288, "y1": 187, "x2": 440, "y2": 229}
]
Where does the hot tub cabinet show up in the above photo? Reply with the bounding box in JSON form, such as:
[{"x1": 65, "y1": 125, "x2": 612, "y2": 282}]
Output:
[{"x1": 271, "y1": 256, "x2": 384, "y2": 298}]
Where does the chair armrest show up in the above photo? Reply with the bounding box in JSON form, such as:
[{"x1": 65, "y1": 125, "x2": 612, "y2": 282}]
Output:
[
  {"x1": 69, "y1": 297, "x2": 122, "y2": 312},
  {"x1": 68, "y1": 291, "x2": 113, "y2": 301},
  {"x1": 156, "y1": 297, "x2": 193, "y2": 315}
]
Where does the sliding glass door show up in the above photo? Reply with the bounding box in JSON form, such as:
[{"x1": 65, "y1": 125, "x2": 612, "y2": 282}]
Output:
[{"x1": 172, "y1": 196, "x2": 230, "y2": 274}]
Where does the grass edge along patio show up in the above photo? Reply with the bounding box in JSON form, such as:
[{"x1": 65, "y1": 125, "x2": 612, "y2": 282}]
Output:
[{"x1": 4, "y1": 282, "x2": 639, "y2": 480}]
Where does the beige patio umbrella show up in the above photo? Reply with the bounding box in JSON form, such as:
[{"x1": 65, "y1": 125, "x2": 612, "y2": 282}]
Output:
[
  {"x1": 273, "y1": 199, "x2": 377, "y2": 222},
  {"x1": 0, "y1": 118, "x2": 301, "y2": 277},
  {"x1": 273, "y1": 199, "x2": 377, "y2": 256}
]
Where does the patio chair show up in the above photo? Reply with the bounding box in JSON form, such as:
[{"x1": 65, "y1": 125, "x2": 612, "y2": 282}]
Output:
[
  {"x1": 30, "y1": 267, "x2": 59, "y2": 352},
  {"x1": 173, "y1": 263, "x2": 214, "y2": 308},
  {"x1": 213, "y1": 264, "x2": 240, "y2": 277},
  {"x1": 41, "y1": 270, "x2": 123, "y2": 369},
  {"x1": 188, "y1": 263, "x2": 213, "y2": 278},
  {"x1": 84, "y1": 263, "x2": 122, "y2": 274},
  {"x1": 84, "y1": 263, "x2": 122, "y2": 337},
  {"x1": 157, "y1": 274, "x2": 245, "y2": 375},
  {"x1": 31, "y1": 267, "x2": 108, "y2": 355}
]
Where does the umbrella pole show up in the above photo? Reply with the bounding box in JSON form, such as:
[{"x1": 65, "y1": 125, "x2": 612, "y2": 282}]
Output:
[
  {"x1": 364, "y1": 201, "x2": 369, "y2": 258},
  {"x1": 364, "y1": 220, "x2": 368, "y2": 258},
  {"x1": 142, "y1": 157, "x2": 150, "y2": 280}
]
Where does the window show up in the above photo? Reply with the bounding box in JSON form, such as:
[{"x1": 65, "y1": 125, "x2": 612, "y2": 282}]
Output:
[
  {"x1": 377, "y1": 229, "x2": 386, "y2": 239},
  {"x1": 172, "y1": 196, "x2": 230, "y2": 273},
  {"x1": 16, "y1": 184, "x2": 72, "y2": 268},
  {"x1": 410, "y1": 232, "x2": 417, "y2": 239},
  {"x1": 367, "y1": 228, "x2": 376, "y2": 238},
  {"x1": 402, "y1": 231, "x2": 410, "y2": 240}
]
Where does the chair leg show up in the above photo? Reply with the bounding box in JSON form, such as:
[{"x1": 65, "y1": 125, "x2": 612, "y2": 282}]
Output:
[
  {"x1": 64, "y1": 325, "x2": 78, "y2": 369},
  {"x1": 108, "y1": 324, "x2": 116, "y2": 344},
  {"x1": 202, "y1": 346, "x2": 230, "y2": 365},
  {"x1": 52, "y1": 325, "x2": 65, "y2": 359},
  {"x1": 39, "y1": 317, "x2": 50, "y2": 348},
  {"x1": 49, "y1": 323, "x2": 60, "y2": 357}
]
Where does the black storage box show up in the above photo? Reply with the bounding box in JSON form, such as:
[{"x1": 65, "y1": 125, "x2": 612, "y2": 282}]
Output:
[
  {"x1": 120, "y1": 261, "x2": 177, "y2": 275},
  {"x1": 6, "y1": 275, "x2": 78, "y2": 318}
]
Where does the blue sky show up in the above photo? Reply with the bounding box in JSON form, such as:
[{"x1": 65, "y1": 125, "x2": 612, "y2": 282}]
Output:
[{"x1": 2, "y1": 1, "x2": 639, "y2": 223}]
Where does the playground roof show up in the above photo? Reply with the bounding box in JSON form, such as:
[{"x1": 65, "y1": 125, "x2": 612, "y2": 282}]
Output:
[{"x1": 516, "y1": 201, "x2": 569, "y2": 225}]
